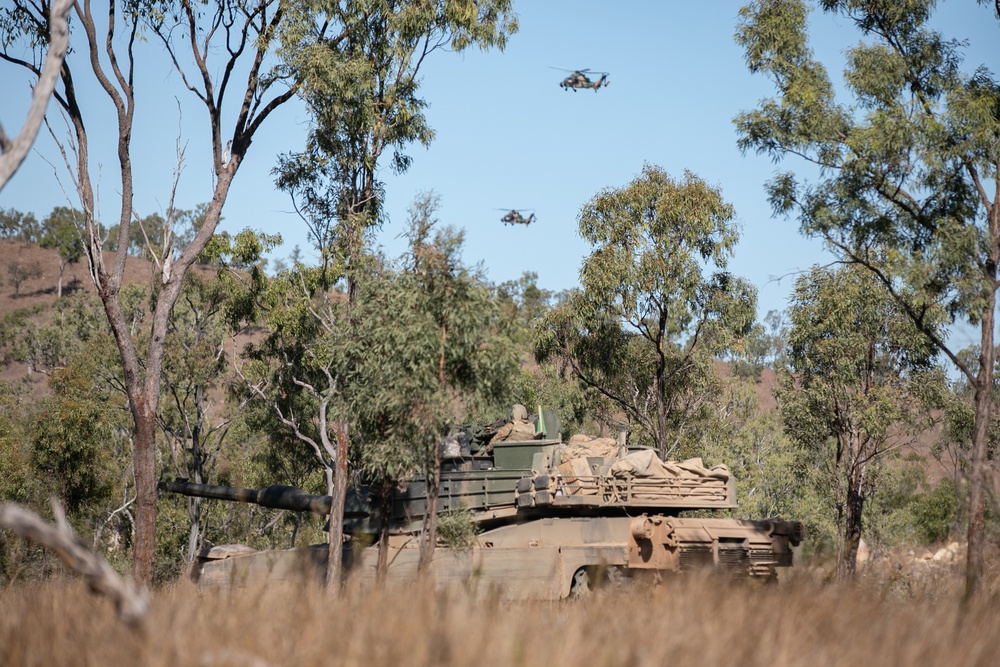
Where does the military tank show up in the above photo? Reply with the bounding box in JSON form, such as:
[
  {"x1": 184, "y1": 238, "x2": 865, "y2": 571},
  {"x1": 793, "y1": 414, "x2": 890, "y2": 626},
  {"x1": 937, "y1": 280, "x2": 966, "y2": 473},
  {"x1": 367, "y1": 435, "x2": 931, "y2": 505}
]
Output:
[{"x1": 167, "y1": 408, "x2": 804, "y2": 599}]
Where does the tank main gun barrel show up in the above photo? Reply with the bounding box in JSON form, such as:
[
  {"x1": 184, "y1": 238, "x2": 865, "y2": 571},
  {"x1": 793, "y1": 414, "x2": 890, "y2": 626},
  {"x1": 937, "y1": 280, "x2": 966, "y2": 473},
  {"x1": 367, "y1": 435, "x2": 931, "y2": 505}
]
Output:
[{"x1": 167, "y1": 478, "x2": 344, "y2": 516}]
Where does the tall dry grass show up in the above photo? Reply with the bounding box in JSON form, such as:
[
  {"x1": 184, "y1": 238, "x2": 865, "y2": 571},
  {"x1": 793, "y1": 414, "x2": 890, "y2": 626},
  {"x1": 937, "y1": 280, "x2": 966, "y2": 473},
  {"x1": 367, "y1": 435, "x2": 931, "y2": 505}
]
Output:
[{"x1": 1, "y1": 567, "x2": 998, "y2": 667}]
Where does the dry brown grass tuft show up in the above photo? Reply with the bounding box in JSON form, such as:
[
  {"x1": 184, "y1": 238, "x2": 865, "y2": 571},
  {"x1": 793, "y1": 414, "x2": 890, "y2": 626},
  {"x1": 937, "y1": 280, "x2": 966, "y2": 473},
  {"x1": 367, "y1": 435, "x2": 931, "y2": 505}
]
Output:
[{"x1": 2, "y1": 571, "x2": 999, "y2": 667}]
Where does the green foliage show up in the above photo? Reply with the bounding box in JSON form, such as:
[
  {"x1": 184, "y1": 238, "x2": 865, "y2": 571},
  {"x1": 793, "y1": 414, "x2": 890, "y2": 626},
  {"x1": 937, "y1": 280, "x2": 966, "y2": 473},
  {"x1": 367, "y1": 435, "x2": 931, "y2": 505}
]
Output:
[
  {"x1": 862, "y1": 452, "x2": 926, "y2": 551},
  {"x1": 162, "y1": 276, "x2": 228, "y2": 403},
  {"x1": 496, "y1": 271, "x2": 555, "y2": 351},
  {"x1": 0, "y1": 378, "x2": 68, "y2": 583},
  {"x1": 909, "y1": 477, "x2": 958, "y2": 546},
  {"x1": 0, "y1": 304, "x2": 45, "y2": 367},
  {"x1": 104, "y1": 205, "x2": 210, "y2": 259},
  {"x1": 735, "y1": 1, "x2": 998, "y2": 585},
  {"x1": 237, "y1": 262, "x2": 341, "y2": 484},
  {"x1": 700, "y1": 379, "x2": 807, "y2": 521},
  {"x1": 6, "y1": 259, "x2": 42, "y2": 297},
  {"x1": 495, "y1": 278, "x2": 596, "y2": 439},
  {"x1": 39, "y1": 207, "x2": 83, "y2": 265},
  {"x1": 930, "y1": 351, "x2": 1000, "y2": 517},
  {"x1": 153, "y1": 495, "x2": 190, "y2": 584},
  {"x1": 781, "y1": 264, "x2": 940, "y2": 428},
  {"x1": 0, "y1": 291, "x2": 108, "y2": 374},
  {"x1": 0, "y1": 381, "x2": 36, "y2": 505},
  {"x1": 0, "y1": 343, "x2": 134, "y2": 582},
  {"x1": 0, "y1": 207, "x2": 40, "y2": 243},
  {"x1": 275, "y1": 1, "x2": 517, "y2": 287},
  {"x1": 537, "y1": 165, "x2": 757, "y2": 457},
  {"x1": 29, "y1": 367, "x2": 118, "y2": 512},
  {"x1": 777, "y1": 263, "x2": 944, "y2": 573},
  {"x1": 730, "y1": 309, "x2": 787, "y2": 380},
  {"x1": 780, "y1": 264, "x2": 943, "y2": 440},
  {"x1": 203, "y1": 228, "x2": 283, "y2": 330},
  {"x1": 349, "y1": 194, "x2": 519, "y2": 478},
  {"x1": 435, "y1": 508, "x2": 478, "y2": 551}
]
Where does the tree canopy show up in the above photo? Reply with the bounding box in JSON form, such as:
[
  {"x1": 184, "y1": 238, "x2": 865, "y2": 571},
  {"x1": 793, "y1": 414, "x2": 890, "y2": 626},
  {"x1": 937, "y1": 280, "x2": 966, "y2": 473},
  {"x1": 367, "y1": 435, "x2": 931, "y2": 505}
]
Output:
[
  {"x1": 779, "y1": 263, "x2": 941, "y2": 579},
  {"x1": 538, "y1": 164, "x2": 757, "y2": 457},
  {"x1": 735, "y1": 0, "x2": 999, "y2": 598}
]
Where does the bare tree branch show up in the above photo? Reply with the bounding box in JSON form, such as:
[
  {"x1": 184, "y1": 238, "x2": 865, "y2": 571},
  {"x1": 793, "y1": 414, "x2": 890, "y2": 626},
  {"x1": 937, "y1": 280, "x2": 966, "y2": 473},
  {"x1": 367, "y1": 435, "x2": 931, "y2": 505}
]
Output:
[{"x1": 0, "y1": 0, "x2": 73, "y2": 191}]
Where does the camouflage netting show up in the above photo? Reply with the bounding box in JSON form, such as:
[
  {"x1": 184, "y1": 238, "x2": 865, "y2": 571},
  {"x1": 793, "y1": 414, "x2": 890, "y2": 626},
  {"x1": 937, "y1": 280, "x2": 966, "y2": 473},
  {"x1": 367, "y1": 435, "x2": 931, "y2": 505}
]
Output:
[
  {"x1": 560, "y1": 434, "x2": 620, "y2": 460},
  {"x1": 557, "y1": 436, "x2": 730, "y2": 481},
  {"x1": 553, "y1": 436, "x2": 732, "y2": 502},
  {"x1": 610, "y1": 450, "x2": 730, "y2": 481}
]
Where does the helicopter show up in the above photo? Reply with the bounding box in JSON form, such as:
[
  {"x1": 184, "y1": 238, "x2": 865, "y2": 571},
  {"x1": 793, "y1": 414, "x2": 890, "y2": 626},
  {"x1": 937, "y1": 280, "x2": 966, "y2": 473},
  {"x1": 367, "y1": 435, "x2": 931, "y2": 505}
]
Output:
[
  {"x1": 554, "y1": 68, "x2": 609, "y2": 92},
  {"x1": 496, "y1": 209, "x2": 536, "y2": 226}
]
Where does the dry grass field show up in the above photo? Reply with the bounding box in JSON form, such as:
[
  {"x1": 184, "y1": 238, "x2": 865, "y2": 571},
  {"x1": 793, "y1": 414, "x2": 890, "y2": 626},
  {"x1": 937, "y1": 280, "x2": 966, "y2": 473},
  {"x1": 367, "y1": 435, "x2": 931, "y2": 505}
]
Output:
[{"x1": 2, "y1": 565, "x2": 999, "y2": 667}]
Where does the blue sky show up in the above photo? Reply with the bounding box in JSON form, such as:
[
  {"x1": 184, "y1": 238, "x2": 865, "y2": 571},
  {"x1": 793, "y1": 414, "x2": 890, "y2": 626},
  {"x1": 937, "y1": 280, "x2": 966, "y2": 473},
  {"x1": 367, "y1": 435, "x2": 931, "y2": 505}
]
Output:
[{"x1": 2, "y1": 1, "x2": 997, "y2": 332}]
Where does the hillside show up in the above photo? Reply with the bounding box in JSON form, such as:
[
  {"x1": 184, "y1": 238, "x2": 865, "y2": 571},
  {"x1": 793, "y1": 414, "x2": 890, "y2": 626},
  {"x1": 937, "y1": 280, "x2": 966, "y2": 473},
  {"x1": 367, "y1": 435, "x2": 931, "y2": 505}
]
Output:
[
  {"x1": 2, "y1": 241, "x2": 116, "y2": 386},
  {"x1": 0, "y1": 239, "x2": 210, "y2": 386},
  {"x1": 0, "y1": 238, "x2": 156, "y2": 309}
]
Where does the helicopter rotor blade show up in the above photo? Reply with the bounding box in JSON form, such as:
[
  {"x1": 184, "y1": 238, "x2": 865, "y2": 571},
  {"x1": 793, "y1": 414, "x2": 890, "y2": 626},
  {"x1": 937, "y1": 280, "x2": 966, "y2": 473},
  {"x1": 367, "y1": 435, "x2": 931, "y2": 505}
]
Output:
[{"x1": 554, "y1": 67, "x2": 606, "y2": 76}]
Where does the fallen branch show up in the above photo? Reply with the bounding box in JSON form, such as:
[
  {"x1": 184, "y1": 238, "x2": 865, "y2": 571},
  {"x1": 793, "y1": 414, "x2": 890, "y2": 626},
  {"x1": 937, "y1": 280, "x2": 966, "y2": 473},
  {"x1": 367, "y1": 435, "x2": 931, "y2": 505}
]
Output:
[{"x1": 0, "y1": 499, "x2": 150, "y2": 626}]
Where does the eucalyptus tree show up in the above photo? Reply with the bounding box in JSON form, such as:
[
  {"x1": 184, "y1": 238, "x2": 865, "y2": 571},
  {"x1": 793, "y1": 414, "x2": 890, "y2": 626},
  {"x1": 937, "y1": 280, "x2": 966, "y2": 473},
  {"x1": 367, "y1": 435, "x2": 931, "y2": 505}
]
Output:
[
  {"x1": 0, "y1": 288, "x2": 107, "y2": 376},
  {"x1": 0, "y1": 208, "x2": 40, "y2": 243},
  {"x1": 28, "y1": 366, "x2": 120, "y2": 525},
  {"x1": 6, "y1": 259, "x2": 42, "y2": 298},
  {"x1": 237, "y1": 194, "x2": 516, "y2": 587},
  {"x1": 349, "y1": 194, "x2": 517, "y2": 575},
  {"x1": 263, "y1": 1, "x2": 515, "y2": 588},
  {"x1": 235, "y1": 256, "x2": 354, "y2": 593},
  {"x1": 496, "y1": 271, "x2": 556, "y2": 349},
  {"x1": 778, "y1": 264, "x2": 941, "y2": 579},
  {"x1": 735, "y1": 0, "x2": 1000, "y2": 597},
  {"x1": 40, "y1": 207, "x2": 84, "y2": 298},
  {"x1": 0, "y1": 316, "x2": 137, "y2": 580},
  {"x1": 160, "y1": 272, "x2": 249, "y2": 565},
  {"x1": 275, "y1": 0, "x2": 517, "y2": 299},
  {"x1": 537, "y1": 165, "x2": 757, "y2": 458}
]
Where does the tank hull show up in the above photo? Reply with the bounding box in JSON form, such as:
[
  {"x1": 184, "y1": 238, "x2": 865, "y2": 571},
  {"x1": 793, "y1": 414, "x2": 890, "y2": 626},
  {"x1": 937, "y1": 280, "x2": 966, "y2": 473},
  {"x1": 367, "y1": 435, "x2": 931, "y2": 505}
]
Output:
[{"x1": 190, "y1": 514, "x2": 801, "y2": 599}]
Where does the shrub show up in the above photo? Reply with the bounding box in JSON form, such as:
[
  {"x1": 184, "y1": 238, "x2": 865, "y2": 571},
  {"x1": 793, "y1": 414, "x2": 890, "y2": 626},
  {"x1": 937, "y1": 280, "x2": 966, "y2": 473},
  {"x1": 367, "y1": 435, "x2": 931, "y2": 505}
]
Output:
[
  {"x1": 436, "y1": 508, "x2": 478, "y2": 551},
  {"x1": 910, "y1": 478, "x2": 957, "y2": 545}
]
